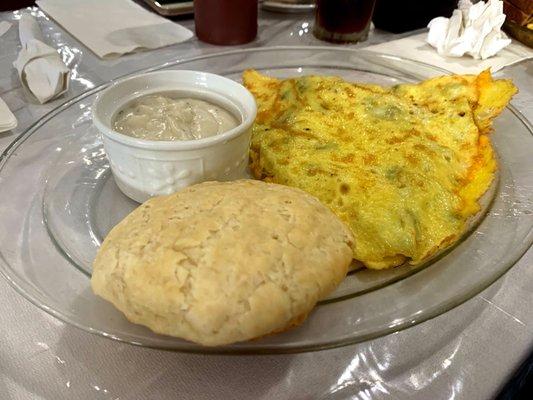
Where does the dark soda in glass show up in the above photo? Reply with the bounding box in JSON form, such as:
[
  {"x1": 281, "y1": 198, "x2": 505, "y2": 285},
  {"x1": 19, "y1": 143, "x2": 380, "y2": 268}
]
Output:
[{"x1": 314, "y1": 0, "x2": 377, "y2": 43}]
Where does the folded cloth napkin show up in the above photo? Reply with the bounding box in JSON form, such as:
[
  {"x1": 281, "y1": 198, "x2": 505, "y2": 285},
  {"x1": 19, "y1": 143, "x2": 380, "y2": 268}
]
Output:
[
  {"x1": 364, "y1": 32, "x2": 533, "y2": 75},
  {"x1": 427, "y1": 0, "x2": 511, "y2": 60},
  {"x1": 36, "y1": 0, "x2": 194, "y2": 59},
  {"x1": 0, "y1": 97, "x2": 17, "y2": 133},
  {"x1": 12, "y1": 14, "x2": 70, "y2": 104}
]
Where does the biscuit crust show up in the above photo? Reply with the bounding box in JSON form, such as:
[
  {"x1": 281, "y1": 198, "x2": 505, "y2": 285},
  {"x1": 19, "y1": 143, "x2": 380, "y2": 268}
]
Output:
[{"x1": 91, "y1": 180, "x2": 354, "y2": 346}]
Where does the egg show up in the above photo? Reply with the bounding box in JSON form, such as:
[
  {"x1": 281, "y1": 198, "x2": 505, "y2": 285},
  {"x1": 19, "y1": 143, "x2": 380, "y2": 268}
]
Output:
[{"x1": 243, "y1": 69, "x2": 517, "y2": 269}]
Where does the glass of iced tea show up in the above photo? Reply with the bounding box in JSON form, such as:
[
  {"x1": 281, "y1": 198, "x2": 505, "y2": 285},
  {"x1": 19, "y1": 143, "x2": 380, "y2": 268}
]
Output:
[{"x1": 314, "y1": 0, "x2": 377, "y2": 43}]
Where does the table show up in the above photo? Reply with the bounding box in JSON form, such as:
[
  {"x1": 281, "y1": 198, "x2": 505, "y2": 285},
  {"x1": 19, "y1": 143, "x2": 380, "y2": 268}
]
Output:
[{"x1": 1, "y1": 6, "x2": 532, "y2": 400}]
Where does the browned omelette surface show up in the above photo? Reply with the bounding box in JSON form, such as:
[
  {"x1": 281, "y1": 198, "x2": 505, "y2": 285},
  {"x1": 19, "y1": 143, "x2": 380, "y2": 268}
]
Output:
[{"x1": 244, "y1": 69, "x2": 517, "y2": 269}]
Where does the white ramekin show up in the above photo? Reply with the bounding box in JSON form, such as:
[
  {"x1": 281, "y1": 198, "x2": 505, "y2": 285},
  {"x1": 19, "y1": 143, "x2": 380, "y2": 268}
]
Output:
[{"x1": 92, "y1": 70, "x2": 257, "y2": 203}]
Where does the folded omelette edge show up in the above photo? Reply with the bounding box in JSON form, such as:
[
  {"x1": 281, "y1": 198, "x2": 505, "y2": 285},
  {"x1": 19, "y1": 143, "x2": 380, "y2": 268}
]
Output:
[{"x1": 243, "y1": 69, "x2": 517, "y2": 269}]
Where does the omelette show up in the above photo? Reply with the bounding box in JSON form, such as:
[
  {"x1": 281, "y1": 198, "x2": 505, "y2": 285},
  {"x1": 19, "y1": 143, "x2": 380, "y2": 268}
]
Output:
[{"x1": 243, "y1": 69, "x2": 517, "y2": 269}]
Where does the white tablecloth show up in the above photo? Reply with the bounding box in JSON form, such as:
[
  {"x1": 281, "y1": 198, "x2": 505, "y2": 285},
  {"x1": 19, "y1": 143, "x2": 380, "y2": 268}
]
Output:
[{"x1": 0, "y1": 6, "x2": 532, "y2": 400}]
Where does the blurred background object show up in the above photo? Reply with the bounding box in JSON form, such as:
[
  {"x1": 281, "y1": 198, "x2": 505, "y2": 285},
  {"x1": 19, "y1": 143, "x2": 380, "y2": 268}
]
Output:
[
  {"x1": 195, "y1": 0, "x2": 258, "y2": 45},
  {"x1": 313, "y1": 0, "x2": 376, "y2": 43},
  {"x1": 1, "y1": 0, "x2": 35, "y2": 12},
  {"x1": 503, "y1": 0, "x2": 533, "y2": 48},
  {"x1": 372, "y1": 0, "x2": 457, "y2": 33},
  {"x1": 495, "y1": 348, "x2": 533, "y2": 400},
  {"x1": 142, "y1": 0, "x2": 193, "y2": 16},
  {"x1": 503, "y1": 0, "x2": 533, "y2": 26},
  {"x1": 261, "y1": 0, "x2": 315, "y2": 13}
]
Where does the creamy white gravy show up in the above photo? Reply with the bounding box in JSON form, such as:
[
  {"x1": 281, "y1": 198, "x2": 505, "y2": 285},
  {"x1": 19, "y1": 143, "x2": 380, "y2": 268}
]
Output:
[{"x1": 113, "y1": 93, "x2": 239, "y2": 141}]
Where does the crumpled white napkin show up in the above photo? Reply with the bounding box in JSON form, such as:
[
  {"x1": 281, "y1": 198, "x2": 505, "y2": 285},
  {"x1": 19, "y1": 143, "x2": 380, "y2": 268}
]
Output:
[
  {"x1": 13, "y1": 14, "x2": 70, "y2": 104},
  {"x1": 427, "y1": 0, "x2": 511, "y2": 60},
  {"x1": 36, "y1": 0, "x2": 193, "y2": 59},
  {"x1": 0, "y1": 97, "x2": 17, "y2": 133}
]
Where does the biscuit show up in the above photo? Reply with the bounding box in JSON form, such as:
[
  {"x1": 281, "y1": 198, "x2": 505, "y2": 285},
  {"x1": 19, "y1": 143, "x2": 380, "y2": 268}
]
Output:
[{"x1": 91, "y1": 180, "x2": 354, "y2": 346}]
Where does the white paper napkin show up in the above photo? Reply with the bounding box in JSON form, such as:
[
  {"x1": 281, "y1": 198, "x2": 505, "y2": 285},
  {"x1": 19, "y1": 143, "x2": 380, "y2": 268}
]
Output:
[
  {"x1": 13, "y1": 14, "x2": 70, "y2": 104},
  {"x1": 36, "y1": 0, "x2": 194, "y2": 59},
  {"x1": 364, "y1": 32, "x2": 533, "y2": 75},
  {"x1": 0, "y1": 97, "x2": 17, "y2": 133},
  {"x1": 427, "y1": 0, "x2": 511, "y2": 60}
]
